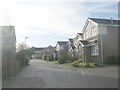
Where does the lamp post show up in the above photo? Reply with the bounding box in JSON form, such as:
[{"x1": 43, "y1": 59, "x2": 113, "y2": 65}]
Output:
[
  {"x1": 24, "y1": 37, "x2": 29, "y2": 65},
  {"x1": 25, "y1": 37, "x2": 28, "y2": 45}
]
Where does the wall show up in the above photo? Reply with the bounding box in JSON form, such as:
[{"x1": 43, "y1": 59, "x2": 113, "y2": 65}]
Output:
[
  {"x1": 1, "y1": 26, "x2": 25, "y2": 80},
  {"x1": 100, "y1": 25, "x2": 118, "y2": 63},
  {"x1": 83, "y1": 20, "x2": 98, "y2": 40},
  {"x1": 44, "y1": 46, "x2": 55, "y2": 60}
]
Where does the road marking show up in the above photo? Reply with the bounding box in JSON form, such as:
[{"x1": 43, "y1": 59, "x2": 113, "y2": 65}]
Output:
[{"x1": 81, "y1": 69, "x2": 85, "y2": 76}]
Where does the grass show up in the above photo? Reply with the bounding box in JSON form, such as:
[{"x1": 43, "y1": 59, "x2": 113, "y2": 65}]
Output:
[{"x1": 53, "y1": 61, "x2": 59, "y2": 64}]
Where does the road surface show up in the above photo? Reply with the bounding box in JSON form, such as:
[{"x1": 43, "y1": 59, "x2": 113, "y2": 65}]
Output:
[{"x1": 3, "y1": 59, "x2": 118, "y2": 88}]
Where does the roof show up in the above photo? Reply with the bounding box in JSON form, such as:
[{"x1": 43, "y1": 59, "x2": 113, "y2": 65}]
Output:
[
  {"x1": 69, "y1": 38, "x2": 73, "y2": 42},
  {"x1": 57, "y1": 41, "x2": 68, "y2": 45},
  {"x1": 0, "y1": 26, "x2": 16, "y2": 42},
  {"x1": 79, "y1": 40, "x2": 88, "y2": 45},
  {"x1": 33, "y1": 47, "x2": 46, "y2": 51},
  {"x1": 77, "y1": 33, "x2": 83, "y2": 35},
  {"x1": 0, "y1": 26, "x2": 15, "y2": 35},
  {"x1": 46, "y1": 45, "x2": 55, "y2": 49},
  {"x1": 88, "y1": 18, "x2": 119, "y2": 25},
  {"x1": 69, "y1": 38, "x2": 73, "y2": 40}
]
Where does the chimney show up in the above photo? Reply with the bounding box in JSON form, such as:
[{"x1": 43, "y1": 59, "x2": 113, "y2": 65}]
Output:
[{"x1": 111, "y1": 17, "x2": 113, "y2": 24}]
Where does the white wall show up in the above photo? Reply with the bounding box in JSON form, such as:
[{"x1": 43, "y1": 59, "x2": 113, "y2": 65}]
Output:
[{"x1": 83, "y1": 21, "x2": 98, "y2": 40}]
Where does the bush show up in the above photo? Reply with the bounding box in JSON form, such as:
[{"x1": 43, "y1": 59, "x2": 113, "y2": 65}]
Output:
[
  {"x1": 88, "y1": 62, "x2": 97, "y2": 68},
  {"x1": 58, "y1": 59, "x2": 66, "y2": 64},
  {"x1": 79, "y1": 62, "x2": 88, "y2": 67},
  {"x1": 69, "y1": 59, "x2": 104, "y2": 68},
  {"x1": 78, "y1": 62, "x2": 99, "y2": 68},
  {"x1": 58, "y1": 49, "x2": 69, "y2": 64},
  {"x1": 16, "y1": 49, "x2": 31, "y2": 66},
  {"x1": 71, "y1": 60, "x2": 83, "y2": 67},
  {"x1": 54, "y1": 61, "x2": 59, "y2": 64}
]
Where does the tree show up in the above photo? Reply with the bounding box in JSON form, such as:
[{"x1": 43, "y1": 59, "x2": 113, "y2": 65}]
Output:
[
  {"x1": 16, "y1": 42, "x2": 32, "y2": 65},
  {"x1": 16, "y1": 42, "x2": 27, "y2": 52},
  {"x1": 58, "y1": 49, "x2": 69, "y2": 64}
]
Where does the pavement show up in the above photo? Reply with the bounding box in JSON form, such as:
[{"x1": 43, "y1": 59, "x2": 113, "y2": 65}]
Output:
[{"x1": 2, "y1": 59, "x2": 118, "y2": 88}]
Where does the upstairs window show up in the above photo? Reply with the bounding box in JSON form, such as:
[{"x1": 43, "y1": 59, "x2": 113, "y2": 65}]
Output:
[
  {"x1": 85, "y1": 31, "x2": 88, "y2": 39},
  {"x1": 91, "y1": 27, "x2": 96, "y2": 36}
]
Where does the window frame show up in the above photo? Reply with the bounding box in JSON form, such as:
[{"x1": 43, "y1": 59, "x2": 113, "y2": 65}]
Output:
[
  {"x1": 91, "y1": 27, "x2": 96, "y2": 37},
  {"x1": 91, "y1": 44, "x2": 99, "y2": 56}
]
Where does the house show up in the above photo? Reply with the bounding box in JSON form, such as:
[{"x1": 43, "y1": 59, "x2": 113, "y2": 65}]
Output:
[
  {"x1": 68, "y1": 38, "x2": 76, "y2": 61},
  {"x1": 31, "y1": 47, "x2": 46, "y2": 59},
  {"x1": 68, "y1": 33, "x2": 83, "y2": 61},
  {"x1": 68, "y1": 38, "x2": 74, "y2": 51},
  {"x1": 79, "y1": 18, "x2": 119, "y2": 63},
  {"x1": 77, "y1": 40, "x2": 88, "y2": 61},
  {"x1": 42, "y1": 45, "x2": 55, "y2": 61},
  {"x1": 73, "y1": 33, "x2": 83, "y2": 48},
  {"x1": 72, "y1": 33, "x2": 83, "y2": 60},
  {"x1": 55, "y1": 41, "x2": 69, "y2": 61},
  {"x1": 53, "y1": 47, "x2": 58, "y2": 60},
  {"x1": 56, "y1": 41, "x2": 69, "y2": 51},
  {"x1": 0, "y1": 26, "x2": 16, "y2": 79}
]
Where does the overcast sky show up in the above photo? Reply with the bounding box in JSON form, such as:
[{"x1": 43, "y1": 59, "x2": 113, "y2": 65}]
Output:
[{"x1": 0, "y1": 0, "x2": 118, "y2": 47}]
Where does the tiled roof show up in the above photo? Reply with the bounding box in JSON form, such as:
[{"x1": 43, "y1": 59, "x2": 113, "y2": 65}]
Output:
[{"x1": 89, "y1": 18, "x2": 119, "y2": 25}]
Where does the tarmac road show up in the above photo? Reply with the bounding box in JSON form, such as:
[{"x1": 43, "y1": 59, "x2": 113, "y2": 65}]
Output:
[{"x1": 2, "y1": 59, "x2": 118, "y2": 88}]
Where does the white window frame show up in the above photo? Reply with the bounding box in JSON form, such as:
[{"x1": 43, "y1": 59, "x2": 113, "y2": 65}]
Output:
[
  {"x1": 91, "y1": 44, "x2": 98, "y2": 56},
  {"x1": 91, "y1": 27, "x2": 96, "y2": 36},
  {"x1": 85, "y1": 31, "x2": 88, "y2": 39}
]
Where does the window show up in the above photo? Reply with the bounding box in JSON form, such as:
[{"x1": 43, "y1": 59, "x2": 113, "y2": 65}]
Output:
[
  {"x1": 91, "y1": 44, "x2": 98, "y2": 55},
  {"x1": 35, "y1": 51, "x2": 42, "y2": 54},
  {"x1": 85, "y1": 31, "x2": 88, "y2": 39},
  {"x1": 91, "y1": 27, "x2": 95, "y2": 36}
]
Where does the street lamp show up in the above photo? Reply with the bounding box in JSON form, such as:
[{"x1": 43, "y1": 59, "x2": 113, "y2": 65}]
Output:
[
  {"x1": 25, "y1": 37, "x2": 28, "y2": 44},
  {"x1": 24, "y1": 37, "x2": 29, "y2": 65}
]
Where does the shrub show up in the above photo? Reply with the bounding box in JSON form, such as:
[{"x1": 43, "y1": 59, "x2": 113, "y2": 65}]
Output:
[
  {"x1": 71, "y1": 60, "x2": 83, "y2": 67},
  {"x1": 71, "y1": 60, "x2": 103, "y2": 68},
  {"x1": 58, "y1": 49, "x2": 69, "y2": 64},
  {"x1": 78, "y1": 62, "x2": 99, "y2": 68},
  {"x1": 58, "y1": 59, "x2": 66, "y2": 64},
  {"x1": 88, "y1": 62, "x2": 97, "y2": 68},
  {"x1": 54, "y1": 61, "x2": 59, "y2": 64},
  {"x1": 79, "y1": 62, "x2": 88, "y2": 67},
  {"x1": 16, "y1": 49, "x2": 31, "y2": 66}
]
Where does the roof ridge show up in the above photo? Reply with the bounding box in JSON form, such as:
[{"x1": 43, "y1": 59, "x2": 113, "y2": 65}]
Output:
[{"x1": 88, "y1": 18, "x2": 118, "y2": 21}]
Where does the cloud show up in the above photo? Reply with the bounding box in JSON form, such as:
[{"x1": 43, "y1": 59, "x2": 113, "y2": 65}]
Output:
[
  {"x1": 85, "y1": 2, "x2": 118, "y2": 13},
  {"x1": 1, "y1": 0, "x2": 118, "y2": 47}
]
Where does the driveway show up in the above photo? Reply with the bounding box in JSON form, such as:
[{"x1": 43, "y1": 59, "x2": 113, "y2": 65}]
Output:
[{"x1": 2, "y1": 59, "x2": 118, "y2": 88}]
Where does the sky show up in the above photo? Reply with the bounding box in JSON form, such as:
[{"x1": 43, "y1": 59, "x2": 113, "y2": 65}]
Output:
[{"x1": 0, "y1": 0, "x2": 119, "y2": 47}]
